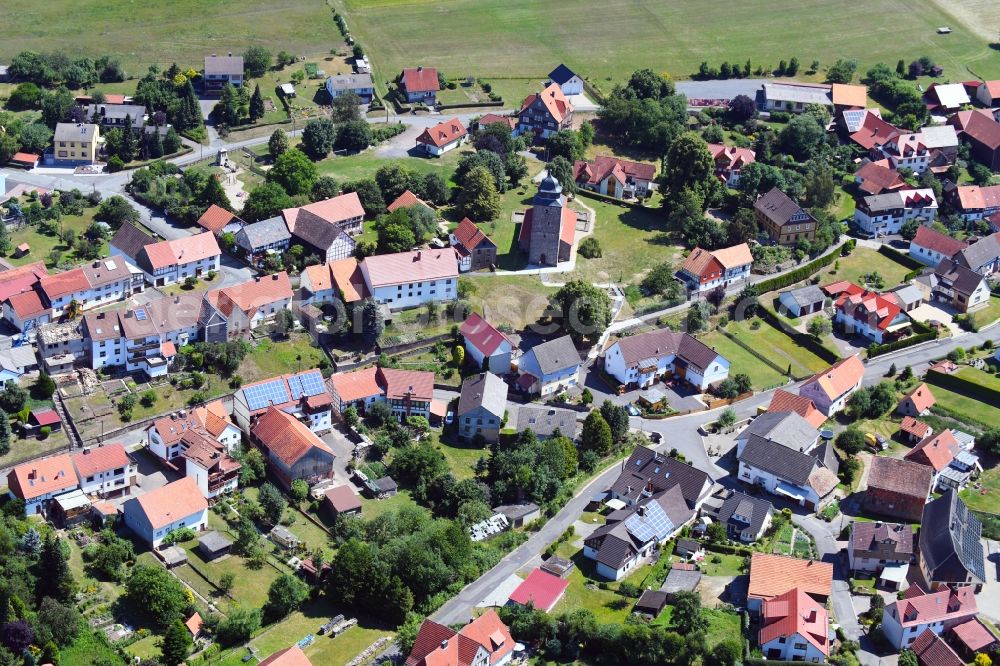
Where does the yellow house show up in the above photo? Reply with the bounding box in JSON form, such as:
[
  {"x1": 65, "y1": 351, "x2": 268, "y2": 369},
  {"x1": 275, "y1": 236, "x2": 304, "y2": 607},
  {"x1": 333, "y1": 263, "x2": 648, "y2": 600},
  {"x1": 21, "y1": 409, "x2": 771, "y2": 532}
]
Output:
[{"x1": 53, "y1": 123, "x2": 101, "y2": 165}]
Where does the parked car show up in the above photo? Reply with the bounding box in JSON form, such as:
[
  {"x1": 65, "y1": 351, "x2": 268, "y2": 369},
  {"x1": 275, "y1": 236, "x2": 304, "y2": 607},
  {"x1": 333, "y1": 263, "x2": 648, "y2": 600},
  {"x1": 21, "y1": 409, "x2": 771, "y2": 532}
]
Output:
[{"x1": 865, "y1": 432, "x2": 888, "y2": 451}]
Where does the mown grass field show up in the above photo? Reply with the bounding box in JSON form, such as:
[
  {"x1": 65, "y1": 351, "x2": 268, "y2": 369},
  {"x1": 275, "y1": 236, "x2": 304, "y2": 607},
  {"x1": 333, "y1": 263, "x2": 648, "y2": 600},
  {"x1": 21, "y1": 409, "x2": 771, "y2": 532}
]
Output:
[
  {"x1": 0, "y1": 0, "x2": 338, "y2": 73},
  {"x1": 818, "y1": 247, "x2": 914, "y2": 288},
  {"x1": 726, "y1": 319, "x2": 832, "y2": 378},
  {"x1": 698, "y1": 330, "x2": 788, "y2": 391},
  {"x1": 336, "y1": 0, "x2": 1000, "y2": 96}
]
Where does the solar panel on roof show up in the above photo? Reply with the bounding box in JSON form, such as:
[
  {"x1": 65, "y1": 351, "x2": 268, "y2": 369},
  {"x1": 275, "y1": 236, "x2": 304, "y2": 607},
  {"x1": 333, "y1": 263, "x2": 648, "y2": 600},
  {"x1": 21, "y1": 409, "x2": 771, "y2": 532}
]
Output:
[
  {"x1": 135, "y1": 308, "x2": 147, "y2": 321},
  {"x1": 243, "y1": 377, "x2": 291, "y2": 411},
  {"x1": 288, "y1": 370, "x2": 325, "y2": 400}
]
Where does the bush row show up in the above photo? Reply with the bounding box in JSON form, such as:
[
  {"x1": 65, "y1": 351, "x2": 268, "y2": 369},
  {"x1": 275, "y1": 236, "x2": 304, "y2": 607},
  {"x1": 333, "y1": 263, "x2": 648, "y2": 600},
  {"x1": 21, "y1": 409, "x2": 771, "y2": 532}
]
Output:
[
  {"x1": 575, "y1": 188, "x2": 650, "y2": 209},
  {"x1": 928, "y1": 403, "x2": 992, "y2": 433},
  {"x1": 866, "y1": 331, "x2": 938, "y2": 358},
  {"x1": 436, "y1": 100, "x2": 505, "y2": 110},
  {"x1": 702, "y1": 541, "x2": 754, "y2": 556},
  {"x1": 877, "y1": 243, "x2": 924, "y2": 270},
  {"x1": 754, "y1": 244, "x2": 843, "y2": 294}
]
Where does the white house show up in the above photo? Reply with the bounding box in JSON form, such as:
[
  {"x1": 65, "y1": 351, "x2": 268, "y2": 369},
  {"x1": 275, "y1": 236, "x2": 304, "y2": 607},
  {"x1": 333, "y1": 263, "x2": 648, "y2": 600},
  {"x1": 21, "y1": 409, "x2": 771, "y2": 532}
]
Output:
[
  {"x1": 830, "y1": 284, "x2": 911, "y2": 344},
  {"x1": 881, "y1": 585, "x2": 978, "y2": 650},
  {"x1": 136, "y1": 232, "x2": 221, "y2": 287},
  {"x1": 910, "y1": 225, "x2": 968, "y2": 267},
  {"x1": 72, "y1": 443, "x2": 136, "y2": 499},
  {"x1": 204, "y1": 272, "x2": 293, "y2": 339},
  {"x1": 548, "y1": 64, "x2": 584, "y2": 96},
  {"x1": 853, "y1": 189, "x2": 937, "y2": 237},
  {"x1": 882, "y1": 132, "x2": 930, "y2": 174},
  {"x1": 37, "y1": 258, "x2": 140, "y2": 318},
  {"x1": 232, "y1": 369, "x2": 333, "y2": 435},
  {"x1": 360, "y1": 248, "x2": 458, "y2": 310},
  {"x1": 759, "y1": 587, "x2": 830, "y2": 662},
  {"x1": 325, "y1": 72, "x2": 375, "y2": 102},
  {"x1": 415, "y1": 117, "x2": 468, "y2": 156},
  {"x1": 459, "y1": 312, "x2": 515, "y2": 373},
  {"x1": 122, "y1": 476, "x2": 208, "y2": 549},
  {"x1": 6, "y1": 454, "x2": 79, "y2": 516},
  {"x1": 517, "y1": 335, "x2": 581, "y2": 396},
  {"x1": 603, "y1": 328, "x2": 730, "y2": 391},
  {"x1": 676, "y1": 244, "x2": 753, "y2": 296},
  {"x1": 847, "y1": 521, "x2": 913, "y2": 574},
  {"x1": 799, "y1": 355, "x2": 865, "y2": 417}
]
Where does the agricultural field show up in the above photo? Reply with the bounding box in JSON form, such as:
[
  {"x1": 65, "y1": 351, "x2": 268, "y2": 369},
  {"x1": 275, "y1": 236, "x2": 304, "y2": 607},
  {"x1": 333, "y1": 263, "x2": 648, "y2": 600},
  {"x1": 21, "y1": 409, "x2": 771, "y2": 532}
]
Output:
[
  {"x1": 336, "y1": 0, "x2": 1000, "y2": 98},
  {"x1": 0, "y1": 0, "x2": 337, "y2": 73}
]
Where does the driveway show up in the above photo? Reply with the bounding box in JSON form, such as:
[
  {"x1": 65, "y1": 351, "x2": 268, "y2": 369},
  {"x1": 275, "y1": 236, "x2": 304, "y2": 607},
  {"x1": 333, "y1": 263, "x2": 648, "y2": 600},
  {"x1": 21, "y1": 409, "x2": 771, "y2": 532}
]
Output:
[
  {"x1": 978, "y1": 539, "x2": 1000, "y2": 623},
  {"x1": 127, "y1": 447, "x2": 181, "y2": 506},
  {"x1": 321, "y1": 425, "x2": 361, "y2": 487},
  {"x1": 908, "y1": 302, "x2": 960, "y2": 336}
]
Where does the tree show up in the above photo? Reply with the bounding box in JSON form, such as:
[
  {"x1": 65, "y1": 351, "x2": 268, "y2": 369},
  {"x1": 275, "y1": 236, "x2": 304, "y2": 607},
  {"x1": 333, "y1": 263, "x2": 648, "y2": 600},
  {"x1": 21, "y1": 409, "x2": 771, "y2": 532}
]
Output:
[
  {"x1": 505, "y1": 153, "x2": 529, "y2": 187},
  {"x1": 377, "y1": 222, "x2": 416, "y2": 254},
  {"x1": 214, "y1": 83, "x2": 241, "y2": 126},
  {"x1": 37, "y1": 597, "x2": 82, "y2": 647},
  {"x1": 546, "y1": 156, "x2": 576, "y2": 194},
  {"x1": 201, "y1": 175, "x2": 231, "y2": 211},
  {"x1": 546, "y1": 129, "x2": 582, "y2": 161},
  {"x1": 268, "y1": 129, "x2": 289, "y2": 158},
  {"x1": 337, "y1": 119, "x2": 372, "y2": 152},
  {"x1": 836, "y1": 427, "x2": 866, "y2": 455},
  {"x1": 375, "y1": 163, "x2": 418, "y2": 204},
  {"x1": 238, "y1": 447, "x2": 266, "y2": 485},
  {"x1": 974, "y1": 653, "x2": 992, "y2": 666},
  {"x1": 780, "y1": 114, "x2": 825, "y2": 160},
  {"x1": 708, "y1": 639, "x2": 743, "y2": 666},
  {"x1": 342, "y1": 179, "x2": 386, "y2": 216},
  {"x1": 290, "y1": 479, "x2": 309, "y2": 504},
  {"x1": 600, "y1": 400, "x2": 629, "y2": 443},
  {"x1": 242, "y1": 182, "x2": 294, "y2": 222},
  {"x1": 581, "y1": 411, "x2": 613, "y2": 455},
  {"x1": 33, "y1": 373, "x2": 56, "y2": 399},
  {"x1": 249, "y1": 84, "x2": 265, "y2": 122},
  {"x1": 126, "y1": 565, "x2": 189, "y2": 629},
  {"x1": 217, "y1": 607, "x2": 261, "y2": 647},
  {"x1": 330, "y1": 91, "x2": 362, "y2": 123},
  {"x1": 41, "y1": 87, "x2": 75, "y2": 128},
  {"x1": 452, "y1": 345, "x2": 465, "y2": 368},
  {"x1": 899, "y1": 649, "x2": 918, "y2": 666},
  {"x1": 309, "y1": 176, "x2": 340, "y2": 202},
  {"x1": 551, "y1": 280, "x2": 612, "y2": 343},
  {"x1": 0, "y1": 409, "x2": 10, "y2": 456},
  {"x1": 263, "y1": 574, "x2": 308, "y2": 623},
  {"x1": 163, "y1": 127, "x2": 182, "y2": 154},
  {"x1": 7, "y1": 82, "x2": 42, "y2": 110},
  {"x1": 706, "y1": 520, "x2": 728, "y2": 544},
  {"x1": 91, "y1": 531, "x2": 135, "y2": 581},
  {"x1": 301, "y1": 118, "x2": 336, "y2": 159},
  {"x1": 727, "y1": 94, "x2": 757, "y2": 121},
  {"x1": 979, "y1": 429, "x2": 1000, "y2": 456},
  {"x1": 662, "y1": 132, "x2": 716, "y2": 201},
  {"x1": 0, "y1": 135, "x2": 18, "y2": 165},
  {"x1": 233, "y1": 515, "x2": 262, "y2": 557},
  {"x1": 147, "y1": 129, "x2": 164, "y2": 158},
  {"x1": 899, "y1": 218, "x2": 921, "y2": 240},
  {"x1": 243, "y1": 46, "x2": 272, "y2": 78},
  {"x1": 96, "y1": 195, "x2": 140, "y2": 229},
  {"x1": 456, "y1": 150, "x2": 507, "y2": 193},
  {"x1": 0, "y1": 621, "x2": 33, "y2": 655},
  {"x1": 807, "y1": 316, "x2": 832, "y2": 338},
  {"x1": 17, "y1": 122, "x2": 52, "y2": 154},
  {"x1": 159, "y1": 620, "x2": 192, "y2": 666},
  {"x1": 826, "y1": 58, "x2": 858, "y2": 83},
  {"x1": 455, "y1": 165, "x2": 502, "y2": 221},
  {"x1": 38, "y1": 534, "x2": 74, "y2": 602},
  {"x1": 802, "y1": 160, "x2": 836, "y2": 208},
  {"x1": 356, "y1": 298, "x2": 384, "y2": 344},
  {"x1": 717, "y1": 407, "x2": 737, "y2": 429},
  {"x1": 672, "y1": 590, "x2": 708, "y2": 635},
  {"x1": 258, "y1": 482, "x2": 287, "y2": 525},
  {"x1": 423, "y1": 173, "x2": 450, "y2": 205}
]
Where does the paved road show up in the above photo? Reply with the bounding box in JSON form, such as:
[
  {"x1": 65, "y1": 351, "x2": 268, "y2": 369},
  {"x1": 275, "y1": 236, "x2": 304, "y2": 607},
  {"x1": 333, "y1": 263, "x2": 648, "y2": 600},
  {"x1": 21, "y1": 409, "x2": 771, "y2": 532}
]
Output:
[{"x1": 432, "y1": 319, "x2": 1000, "y2": 627}]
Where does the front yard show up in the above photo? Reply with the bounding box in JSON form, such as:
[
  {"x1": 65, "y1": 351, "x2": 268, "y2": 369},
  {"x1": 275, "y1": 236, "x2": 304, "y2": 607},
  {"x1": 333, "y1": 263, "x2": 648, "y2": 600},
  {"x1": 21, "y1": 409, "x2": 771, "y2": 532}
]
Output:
[
  {"x1": 726, "y1": 318, "x2": 834, "y2": 377},
  {"x1": 961, "y1": 467, "x2": 1000, "y2": 514},
  {"x1": 817, "y1": 247, "x2": 913, "y2": 288},
  {"x1": 698, "y1": 330, "x2": 789, "y2": 391}
]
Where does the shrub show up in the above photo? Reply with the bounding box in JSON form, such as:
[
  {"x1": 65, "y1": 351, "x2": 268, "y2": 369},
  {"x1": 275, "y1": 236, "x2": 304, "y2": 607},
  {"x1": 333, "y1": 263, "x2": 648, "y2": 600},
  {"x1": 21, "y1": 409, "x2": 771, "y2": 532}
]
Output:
[{"x1": 578, "y1": 237, "x2": 602, "y2": 258}]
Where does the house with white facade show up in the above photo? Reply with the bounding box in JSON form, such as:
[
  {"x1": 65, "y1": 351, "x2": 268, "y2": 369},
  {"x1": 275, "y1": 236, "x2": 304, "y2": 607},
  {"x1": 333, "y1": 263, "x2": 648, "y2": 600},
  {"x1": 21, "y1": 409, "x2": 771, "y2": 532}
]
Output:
[
  {"x1": 327, "y1": 366, "x2": 434, "y2": 420},
  {"x1": 953, "y1": 231, "x2": 1000, "y2": 276},
  {"x1": 204, "y1": 272, "x2": 293, "y2": 339},
  {"x1": 6, "y1": 454, "x2": 79, "y2": 516},
  {"x1": 287, "y1": 209, "x2": 357, "y2": 264},
  {"x1": 35, "y1": 258, "x2": 141, "y2": 319},
  {"x1": 548, "y1": 64, "x2": 584, "y2": 96},
  {"x1": 603, "y1": 328, "x2": 730, "y2": 391},
  {"x1": 325, "y1": 72, "x2": 375, "y2": 102},
  {"x1": 854, "y1": 189, "x2": 937, "y2": 237},
  {"x1": 517, "y1": 335, "x2": 581, "y2": 396},
  {"x1": 232, "y1": 369, "x2": 333, "y2": 435},
  {"x1": 415, "y1": 117, "x2": 468, "y2": 156},
  {"x1": 881, "y1": 584, "x2": 978, "y2": 650},
  {"x1": 459, "y1": 312, "x2": 515, "y2": 373},
  {"x1": 360, "y1": 248, "x2": 458, "y2": 310},
  {"x1": 881, "y1": 132, "x2": 931, "y2": 174},
  {"x1": 204, "y1": 55, "x2": 243, "y2": 92},
  {"x1": 676, "y1": 243, "x2": 753, "y2": 296},
  {"x1": 848, "y1": 521, "x2": 914, "y2": 574},
  {"x1": 148, "y1": 401, "x2": 241, "y2": 461},
  {"x1": 72, "y1": 443, "x2": 136, "y2": 499},
  {"x1": 799, "y1": 355, "x2": 865, "y2": 417},
  {"x1": 827, "y1": 282, "x2": 911, "y2": 344},
  {"x1": 931, "y1": 259, "x2": 991, "y2": 313},
  {"x1": 136, "y1": 232, "x2": 221, "y2": 287},
  {"x1": 123, "y1": 477, "x2": 208, "y2": 548},
  {"x1": 708, "y1": 144, "x2": 756, "y2": 187},
  {"x1": 571, "y1": 156, "x2": 656, "y2": 200},
  {"x1": 738, "y1": 430, "x2": 839, "y2": 510},
  {"x1": 759, "y1": 587, "x2": 830, "y2": 662},
  {"x1": 910, "y1": 225, "x2": 968, "y2": 267}
]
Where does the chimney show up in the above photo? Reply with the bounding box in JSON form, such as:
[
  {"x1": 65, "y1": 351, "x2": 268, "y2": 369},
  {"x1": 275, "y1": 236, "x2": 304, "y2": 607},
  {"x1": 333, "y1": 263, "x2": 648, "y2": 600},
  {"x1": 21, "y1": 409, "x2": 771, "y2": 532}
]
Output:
[
  {"x1": 228, "y1": 52, "x2": 232, "y2": 57},
  {"x1": 440, "y1": 639, "x2": 448, "y2": 649},
  {"x1": 418, "y1": 66, "x2": 423, "y2": 72}
]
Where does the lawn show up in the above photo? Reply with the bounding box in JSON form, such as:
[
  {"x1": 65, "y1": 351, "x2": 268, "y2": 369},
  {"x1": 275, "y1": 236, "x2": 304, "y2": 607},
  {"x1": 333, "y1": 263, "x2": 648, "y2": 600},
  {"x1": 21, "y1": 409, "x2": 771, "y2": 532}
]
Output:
[
  {"x1": 726, "y1": 318, "x2": 832, "y2": 378},
  {"x1": 0, "y1": 430, "x2": 70, "y2": 469},
  {"x1": 699, "y1": 553, "x2": 747, "y2": 577},
  {"x1": 433, "y1": 432, "x2": 488, "y2": 481},
  {"x1": 462, "y1": 274, "x2": 557, "y2": 331},
  {"x1": 924, "y1": 382, "x2": 1000, "y2": 429},
  {"x1": 0, "y1": 0, "x2": 339, "y2": 73},
  {"x1": 961, "y1": 467, "x2": 1000, "y2": 514},
  {"x1": 314, "y1": 143, "x2": 470, "y2": 185},
  {"x1": 971, "y1": 296, "x2": 1000, "y2": 329},
  {"x1": 3, "y1": 204, "x2": 105, "y2": 269},
  {"x1": 359, "y1": 489, "x2": 420, "y2": 520},
  {"x1": 817, "y1": 247, "x2": 913, "y2": 288},
  {"x1": 335, "y1": 0, "x2": 1000, "y2": 98},
  {"x1": 698, "y1": 330, "x2": 788, "y2": 391},
  {"x1": 955, "y1": 366, "x2": 1000, "y2": 393},
  {"x1": 702, "y1": 608, "x2": 743, "y2": 649},
  {"x1": 241, "y1": 334, "x2": 329, "y2": 383},
  {"x1": 555, "y1": 550, "x2": 638, "y2": 624}
]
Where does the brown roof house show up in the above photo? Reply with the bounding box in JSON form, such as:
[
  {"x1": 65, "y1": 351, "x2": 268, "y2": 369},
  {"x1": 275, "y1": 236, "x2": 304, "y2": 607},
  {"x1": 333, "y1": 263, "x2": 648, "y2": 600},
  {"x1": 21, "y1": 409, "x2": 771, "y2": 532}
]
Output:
[
  {"x1": 864, "y1": 456, "x2": 933, "y2": 522},
  {"x1": 572, "y1": 155, "x2": 656, "y2": 200},
  {"x1": 450, "y1": 218, "x2": 497, "y2": 272},
  {"x1": 754, "y1": 187, "x2": 816, "y2": 246},
  {"x1": 948, "y1": 110, "x2": 1000, "y2": 171},
  {"x1": 324, "y1": 485, "x2": 362, "y2": 518},
  {"x1": 456, "y1": 372, "x2": 507, "y2": 443},
  {"x1": 250, "y1": 407, "x2": 336, "y2": 490},
  {"x1": 602, "y1": 327, "x2": 730, "y2": 392},
  {"x1": 848, "y1": 521, "x2": 914, "y2": 575}
]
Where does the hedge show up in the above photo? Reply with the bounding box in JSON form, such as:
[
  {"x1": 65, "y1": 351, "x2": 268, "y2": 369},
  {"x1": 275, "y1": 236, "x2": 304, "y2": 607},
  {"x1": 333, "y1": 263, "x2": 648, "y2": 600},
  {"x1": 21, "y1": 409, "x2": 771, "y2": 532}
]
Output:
[
  {"x1": 437, "y1": 100, "x2": 505, "y2": 110},
  {"x1": 755, "y1": 305, "x2": 842, "y2": 365},
  {"x1": 865, "y1": 331, "x2": 938, "y2": 358},
  {"x1": 877, "y1": 244, "x2": 924, "y2": 270},
  {"x1": 973, "y1": 510, "x2": 1000, "y2": 541},
  {"x1": 924, "y1": 368, "x2": 1000, "y2": 404},
  {"x1": 929, "y1": 404, "x2": 993, "y2": 432},
  {"x1": 702, "y1": 541, "x2": 753, "y2": 556},
  {"x1": 754, "y1": 244, "x2": 843, "y2": 294}
]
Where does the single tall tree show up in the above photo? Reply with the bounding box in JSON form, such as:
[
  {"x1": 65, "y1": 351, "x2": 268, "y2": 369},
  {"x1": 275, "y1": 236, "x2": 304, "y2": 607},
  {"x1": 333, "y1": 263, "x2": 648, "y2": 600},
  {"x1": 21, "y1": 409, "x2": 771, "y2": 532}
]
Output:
[
  {"x1": 159, "y1": 620, "x2": 193, "y2": 666},
  {"x1": 249, "y1": 84, "x2": 265, "y2": 122}
]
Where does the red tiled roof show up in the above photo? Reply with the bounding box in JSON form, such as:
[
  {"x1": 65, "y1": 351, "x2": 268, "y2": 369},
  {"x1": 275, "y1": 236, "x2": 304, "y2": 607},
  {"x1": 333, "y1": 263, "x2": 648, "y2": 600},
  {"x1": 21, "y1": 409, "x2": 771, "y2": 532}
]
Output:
[
  {"x1": 899, "y1": 416, "x2": 931, "y2": 439},
  {"x1": 6, "y1": 289, "x2": 48, "y2": 319},
  {"x1": 11, "y1": 152, "x2": 40, "y2": 164},
  {"x1": 151, "y1": 412, "x2": 204, "y2": 445},
  {"x1": 185, "y1": 613, "x2": 203, "y2": 638},
  {"x1": 196, "y1": 204, "x2": 242, "y2": 233},
  {"x1": 905, "y1": 429, "x2": 960, "y2": 472},
  {"x1": 855, "y1": 160, "x2": 906, "y2": 195},
  {"x1": 362, "y1": 248, "x2": 458, "y2": 287},
  {"x1": 7, "y1": 454, "x2": 78, "y2": 501},
  {"x1": 406, "y1": 620, "x2": 457, "y2": 666},
  {"x1": 832, "y1": 283, "x2": 904, "y2": 331},
  {"x1": 258, "y1": 646, "x2": 313, "y2": 666},
  {"x1": 517, "y1": 206, "x2": 576, "y2": 247},
  {"x1": 902, "y1": 383, "x2": 936, "y2": 413},
  {"x1": 680, "y1": 247, "x2": 724, "y2": 281},
  {"x1": 954, "y1": 111, "x2": 1000, "y2": 150},
  {"x1": 748, "y1": 553, "x2": 833, "y2": 602},
  {"x1": 72, "y1": 443, "x2": 128, "y2": 478},
  {"x1": 801, "y1": 355, "x2": 865, "y2": 402},
  {"x1": 208, "y1": 272, "x2": 292, "y2": 319},
  {"x1": 951, "y1": 618, "x2": 997, "y2": 653},
  {"x1": 283, "y1": 192, "x2": 365, "y2": 231},
  {"x1": 477, "y1": 113, "x2": 516, "y2": 130},
  {"x1": 39, "y1": 268, "x2": 90, "y2": 300},
  {"x1": 891, "y1": 583, "x2": 977, "y2": 629},
  {"x1": 707, "y1": 144, "x2": 756, "y2": 171},
  {"x1": 401, "y1": 67, "x2": 440, "y2": 94},
  {"x1": 378, "y1": 367, "x2": 434, "y2": 402},
  {"x1": 459, "y1": 312, "x2": 512, "y2": 356},
  {"x1": 912, "y1": 225, "x2": 968, "y2": 258},
  {"x1": 160, "y1": 341, "x2": 177, "y2": 358},
  {"x1": 911, "y1": 630, "x2": 963, "y2": 666},
  {"x1": 328, "y1": 366, "x2": 382, "y2": 403},
  {"x1": 142, "y1": 232, "x2": 221, "y2": 270},
  {"x1": 329, "y1": 258, "x2": 369, "y2": 302},
  {"x1": 387, "y1": 190, "x2": 432, "y2": 213},
  {"x1": 508, "y1": 569, "x2": 569, "y2": 612},
  {"x1": 768, "y1": 390, "x2": 826, "y2": 429},
  {"x1": 954, "y1": 184, "x2": 1000, "y2": 212},
  {"x1": 850, "y1": 113, "x2": 901, "y2": 150},
  {"x1": 572, "y1": 155, "x2": 656, "y2": 187},
  {"x1": 759, "y1": 587, "x2": 829, "y2": 656},
  {"x1": 0, "y1": 262, "x2": 47, "y2": 302},
  {"x1": 457, "y1": 610, "x2": 514, "y2": 665},
  {"x1": 131, "y1": 477, "x2": 207, "y2": 529},
  {"x1": 416, "y1": 117, "x2": 467, "y2": 148},
  {"x1": 453, "y1": 218, "x2": 493, "y2": 252},
  {"x1": 30, "y1": 408, "x2": 61, "y2": 427},
  {"x1": 251, "y1": 406, "x2": 333, "y2": 467},
  {"x1": 520, "y1": 83, "x2": 571, "y2": 124}
]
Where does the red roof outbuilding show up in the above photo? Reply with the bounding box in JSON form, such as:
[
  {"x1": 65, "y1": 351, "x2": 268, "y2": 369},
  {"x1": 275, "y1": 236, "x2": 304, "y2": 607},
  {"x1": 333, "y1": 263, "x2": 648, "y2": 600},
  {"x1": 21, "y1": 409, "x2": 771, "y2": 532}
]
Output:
[{"x1": 508, "y1": 569, "x2": 569, "y2": 612}]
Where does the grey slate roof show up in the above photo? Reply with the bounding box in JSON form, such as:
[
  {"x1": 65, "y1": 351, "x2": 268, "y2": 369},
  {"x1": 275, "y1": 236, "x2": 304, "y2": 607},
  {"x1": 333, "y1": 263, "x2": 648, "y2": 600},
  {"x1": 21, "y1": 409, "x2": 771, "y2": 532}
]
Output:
[
  {"x1": 548, "y1": 64, "x2": 578, "y2": 85},
  {"x1": 205, "y1": 55, "x2": 243, "y2": 76},
  {"x1": 935, "y1": 259, "x2": 986, "y2": 297},
  {"x1": 738, "y1": 434, "x2": 821, "y2": 487},
  {"x1": 110, "y1": 223, "x2": 155, "y2": 259},
  {"x1": 515, "y1": 405, "x2": 578, "y2": 438},
  {"x1": 754, "y1": 187, "x2": 813, "y2": 227},
  {"x1": 889, "y1": 284, "x2": 924, "y2": 307},
  {"x1": 54, "y1": 122, "x2": 98, "y2": 143},
  {"x1": 237, "y1": 216, "x2": 291, "y2": 250},
  {"x1": 660, "y1": 568, "x2": 702, "y2": 594},
  {"x1": 585, "y1": 486, "x2": 692, "y2": 570},
  {"x1": 326, "y1": 72, "x2": 374, "y2": 91},
  {"x1": 527, "y1": 335, "x2": 580, "y2": 375},
  {"x1": 717, "y1": 491, "x2": 773, "y2": 539},
  {"x1": 738, "y1": 411, "x2": 819, "y2": 452},
  {"x1": 198, "y1": 530, "x2": 232, "y2": 553},
  {"x1": 610, "y1": 445, "x2": 712, "y2": 508},
  {"x1": 85, "y1": 104, "x2": 147, "y2": 126},
  {"x1": 782, "y1": 285, "x2": 826, "y2": 308},
  {"x1": 292, "y1": 209, "x2": 352, "y2": 251},
  {"x1": 635, "y1": 589, "x2": 668, "y2": 614},
  {"x1": 457, "y1": 372, "x2": 507, "y2": 419},
  {"x1": 609, "y1": 328, "x2": 723, "y2": 373},
  {"x1": 919, "y1": 490, "x2": 986, "y2": 585},
  {"x1": 955, "y1": 233, "x2": 1000, "y2": 272}
]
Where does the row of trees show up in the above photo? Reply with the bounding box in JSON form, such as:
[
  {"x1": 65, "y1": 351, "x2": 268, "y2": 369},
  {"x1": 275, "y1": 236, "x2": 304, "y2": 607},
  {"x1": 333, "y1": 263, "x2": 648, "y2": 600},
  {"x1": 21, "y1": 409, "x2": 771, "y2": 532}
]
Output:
[
  {"x1": 696, "y1": 56, "x2": 808, "y2": 80},
  {"x1": 6, "y1": 50, "x2": 125, "y2": 88}
]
